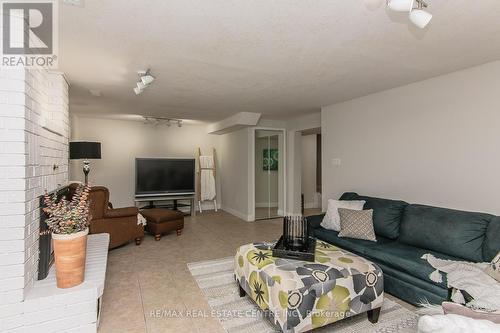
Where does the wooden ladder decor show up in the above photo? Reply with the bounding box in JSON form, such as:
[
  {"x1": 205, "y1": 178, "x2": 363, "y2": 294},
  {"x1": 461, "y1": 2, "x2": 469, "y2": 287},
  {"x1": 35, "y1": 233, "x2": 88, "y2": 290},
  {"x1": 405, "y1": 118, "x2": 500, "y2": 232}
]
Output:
[{"x1": 196, "y1": 147, "x2": 217, "y2": 213}]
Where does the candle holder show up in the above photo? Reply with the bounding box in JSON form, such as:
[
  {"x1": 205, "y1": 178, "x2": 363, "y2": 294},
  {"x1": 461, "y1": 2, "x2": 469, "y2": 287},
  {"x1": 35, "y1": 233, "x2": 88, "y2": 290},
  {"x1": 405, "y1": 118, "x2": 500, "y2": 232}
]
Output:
[{"x1": 273, "y1": 216, "x2": 316, "y2": 262}]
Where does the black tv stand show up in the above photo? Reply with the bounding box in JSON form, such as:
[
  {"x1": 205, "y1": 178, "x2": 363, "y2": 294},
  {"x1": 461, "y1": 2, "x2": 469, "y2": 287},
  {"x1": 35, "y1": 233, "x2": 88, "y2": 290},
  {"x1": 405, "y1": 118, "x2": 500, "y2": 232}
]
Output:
[{"x1": 134, "y1": 194, "x2": 196, "y2": 216}]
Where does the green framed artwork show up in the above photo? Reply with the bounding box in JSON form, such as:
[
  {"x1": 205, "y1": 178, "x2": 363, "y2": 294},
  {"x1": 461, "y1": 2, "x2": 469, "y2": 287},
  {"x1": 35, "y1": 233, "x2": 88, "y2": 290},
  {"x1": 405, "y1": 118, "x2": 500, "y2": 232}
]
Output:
[{"x1": 263, "y1": 149, "x2": 278, "y2": 171}]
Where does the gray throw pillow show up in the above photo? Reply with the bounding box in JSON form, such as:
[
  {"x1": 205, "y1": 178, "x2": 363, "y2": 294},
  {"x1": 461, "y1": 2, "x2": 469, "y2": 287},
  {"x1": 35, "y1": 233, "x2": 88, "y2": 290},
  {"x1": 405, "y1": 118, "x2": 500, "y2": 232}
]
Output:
[{"x1": 338, "y1": 208, "x2": 377, "y2": 242}]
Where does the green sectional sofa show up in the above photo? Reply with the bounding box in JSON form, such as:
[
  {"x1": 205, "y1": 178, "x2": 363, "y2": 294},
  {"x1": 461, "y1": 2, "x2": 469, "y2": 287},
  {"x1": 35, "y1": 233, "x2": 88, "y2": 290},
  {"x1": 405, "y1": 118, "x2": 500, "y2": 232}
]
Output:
[{"x1": 308, "y1": 192, "x2": 500, "y2": 306}]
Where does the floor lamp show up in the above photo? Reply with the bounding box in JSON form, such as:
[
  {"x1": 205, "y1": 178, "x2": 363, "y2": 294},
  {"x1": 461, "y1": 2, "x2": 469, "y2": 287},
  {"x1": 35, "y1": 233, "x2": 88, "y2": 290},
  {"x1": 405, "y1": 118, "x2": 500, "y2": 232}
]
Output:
[{"x1": 69, "y1": 141, "x2": 101, "y2": 184}]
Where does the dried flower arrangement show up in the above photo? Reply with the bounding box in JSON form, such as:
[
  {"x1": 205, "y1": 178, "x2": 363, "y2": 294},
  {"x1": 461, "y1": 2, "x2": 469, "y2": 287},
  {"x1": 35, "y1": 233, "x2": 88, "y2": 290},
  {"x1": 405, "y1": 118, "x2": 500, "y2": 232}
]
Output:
[{"x1": 43, "y1": 184, "x2": 92, "y2": 234}]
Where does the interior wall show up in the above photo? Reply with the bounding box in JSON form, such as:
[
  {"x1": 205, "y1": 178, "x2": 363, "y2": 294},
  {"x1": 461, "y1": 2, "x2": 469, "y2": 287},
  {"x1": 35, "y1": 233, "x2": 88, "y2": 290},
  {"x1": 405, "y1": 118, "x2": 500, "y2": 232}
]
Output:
[
  {"x1": 218, "y1": 128, "x2": 252, "y2": 220},
  {"x1": 322, "y1": 60, "x2": 500, "y2": 215},
  {"x1": 69, "y1": 115, "x2": 221, "y2": 209},
  {"x1": 301, "y1": 134, "x2": 319, "y2": 208}
]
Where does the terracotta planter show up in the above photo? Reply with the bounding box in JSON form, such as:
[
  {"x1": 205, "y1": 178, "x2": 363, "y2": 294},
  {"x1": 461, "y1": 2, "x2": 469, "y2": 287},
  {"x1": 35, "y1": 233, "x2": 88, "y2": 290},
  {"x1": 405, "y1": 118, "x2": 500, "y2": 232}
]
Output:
[{"x1": 52, "y1": 228, "x2": 88, "y2": 289}]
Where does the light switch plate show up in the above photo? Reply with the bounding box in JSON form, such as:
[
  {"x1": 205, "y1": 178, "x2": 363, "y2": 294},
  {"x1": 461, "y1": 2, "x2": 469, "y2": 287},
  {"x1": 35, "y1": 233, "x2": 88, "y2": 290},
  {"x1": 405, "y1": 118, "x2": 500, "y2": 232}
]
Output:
[{"x1": 331, "y1": 158, "x2": 341, "y2": 166}]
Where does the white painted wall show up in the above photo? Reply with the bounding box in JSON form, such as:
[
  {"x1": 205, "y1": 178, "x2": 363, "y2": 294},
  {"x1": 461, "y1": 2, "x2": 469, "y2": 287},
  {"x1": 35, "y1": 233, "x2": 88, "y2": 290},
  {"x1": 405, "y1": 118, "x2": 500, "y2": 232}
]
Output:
[
  {"x1": 218, "y1": 128, "x2": 252, "y2": 220},
  {"x1": 301, "y1": 134, "x2": 319, "y2": 208},
  {"x1": 322, "y1": 60, "x2": 500, "y2": 215},
  {"x1": 69, "y1": 115, "x2": 222, "y2": 209}
]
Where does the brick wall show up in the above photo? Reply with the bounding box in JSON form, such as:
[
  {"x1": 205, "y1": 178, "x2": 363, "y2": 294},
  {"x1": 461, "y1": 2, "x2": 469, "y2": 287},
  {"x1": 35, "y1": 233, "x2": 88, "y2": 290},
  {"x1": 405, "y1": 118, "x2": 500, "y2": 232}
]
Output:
[{"x1": 0, "y1": 68, "x2": 69, "y2": 331}]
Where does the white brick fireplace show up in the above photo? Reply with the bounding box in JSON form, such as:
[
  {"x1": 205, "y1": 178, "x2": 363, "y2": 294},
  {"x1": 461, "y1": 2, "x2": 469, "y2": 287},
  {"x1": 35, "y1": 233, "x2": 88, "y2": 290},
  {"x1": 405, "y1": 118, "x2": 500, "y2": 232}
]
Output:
[
  {"x1": 0, "y1": 69, "x2": 107, "y2": 332},
  {"x1": 0, "y1": 68, "x2": 68, "y2": 329}
]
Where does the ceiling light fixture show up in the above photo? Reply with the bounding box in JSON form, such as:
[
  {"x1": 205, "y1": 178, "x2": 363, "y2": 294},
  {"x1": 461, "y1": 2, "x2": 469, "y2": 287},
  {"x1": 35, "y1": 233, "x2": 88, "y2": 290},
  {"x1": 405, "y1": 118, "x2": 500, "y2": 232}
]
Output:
[
  {"x1": 137, "y1": 81, "x2": 146, "y2": 90},
  {"x1": 387, "y1": 0, "x2": 432, "y2": 29},
  {"x1": 387, "y1": 0, "x2": 413, "y2": 12},
  {"x1": 133, "y1": 69, "x2": 155, "y2": 96},
  {"x1": 141, "y1": 73, "x2": 155, "y2": 85},
  {"x1": 143, "y1": 116, "x2": 183, "y2": 128},
  {"x1": 409, "y1": 1, "x2": 432, "y2": 28}
]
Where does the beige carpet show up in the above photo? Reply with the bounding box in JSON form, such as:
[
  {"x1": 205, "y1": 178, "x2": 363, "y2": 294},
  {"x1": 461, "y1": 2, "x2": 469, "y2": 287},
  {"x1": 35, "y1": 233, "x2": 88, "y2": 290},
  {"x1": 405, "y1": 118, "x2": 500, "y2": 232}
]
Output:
[{"x1": 188, "y1": 257, "x2": 419, "y2": 333}]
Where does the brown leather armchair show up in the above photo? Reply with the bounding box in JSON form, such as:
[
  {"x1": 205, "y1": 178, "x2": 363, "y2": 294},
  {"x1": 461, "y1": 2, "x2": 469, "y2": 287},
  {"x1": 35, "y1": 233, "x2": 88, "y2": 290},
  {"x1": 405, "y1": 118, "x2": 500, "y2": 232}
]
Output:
[{"x1": 70, "y1": 184, "x2": 144, "y2": 249}]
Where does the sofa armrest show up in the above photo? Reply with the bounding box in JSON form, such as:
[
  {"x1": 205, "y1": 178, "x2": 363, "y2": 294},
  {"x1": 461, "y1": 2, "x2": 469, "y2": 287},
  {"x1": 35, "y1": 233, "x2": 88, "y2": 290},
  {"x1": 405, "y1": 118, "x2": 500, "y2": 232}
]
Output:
[
  {"x1": 307, "y1": 213, "x2": 325, "y2": 229},
  {"x1": 104, "y1": 207, "x2": 139, "y2": 219}
]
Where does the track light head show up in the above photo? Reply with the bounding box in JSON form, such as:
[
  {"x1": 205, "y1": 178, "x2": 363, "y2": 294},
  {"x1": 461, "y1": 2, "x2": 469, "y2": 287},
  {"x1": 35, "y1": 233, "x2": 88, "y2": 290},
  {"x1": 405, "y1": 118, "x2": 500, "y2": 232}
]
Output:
[
  {"x1": 177, "y1": 120, "x2": 182, "y2": 128},
  {"x1": 409, "y1": 1, "x2": 432, "y2": 28},
  {"x1": 133, "y1": 87, "x2": 143, "y2": 95},
  {"x1": 387, "y1": 0, "x2": 413, "y2": 12},
  {"x1": 141, "y1": 73, "x2": 155, "y2": 85},
  {"x1": 409, "y1": 9, "x2": 432, "y2": 28},
  {"x1": 137, "y1": 81, "x2": 146, "y2": 89}
]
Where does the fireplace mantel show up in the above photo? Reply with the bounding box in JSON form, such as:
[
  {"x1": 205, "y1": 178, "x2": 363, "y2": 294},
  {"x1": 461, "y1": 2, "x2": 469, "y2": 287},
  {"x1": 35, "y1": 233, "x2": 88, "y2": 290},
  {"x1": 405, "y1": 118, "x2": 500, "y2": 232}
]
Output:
[{"x1": 21, "y1": 234, "x2": 110, "y2": 332}]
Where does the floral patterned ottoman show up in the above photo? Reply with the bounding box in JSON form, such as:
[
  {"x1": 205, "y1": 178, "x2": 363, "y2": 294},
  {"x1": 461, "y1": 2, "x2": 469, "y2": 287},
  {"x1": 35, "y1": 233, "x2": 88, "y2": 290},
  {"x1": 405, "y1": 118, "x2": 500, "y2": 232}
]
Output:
[{"x1": 234, "y1": 241, "x2": 384, "y2": 333}]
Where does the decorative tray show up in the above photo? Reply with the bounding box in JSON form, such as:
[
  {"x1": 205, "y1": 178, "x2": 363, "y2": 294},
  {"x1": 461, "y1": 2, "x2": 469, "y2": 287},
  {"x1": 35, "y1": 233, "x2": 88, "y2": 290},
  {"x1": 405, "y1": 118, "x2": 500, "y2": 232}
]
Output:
[{"x1": 272, "y1": 236, "x2": 316, "y2": 262}]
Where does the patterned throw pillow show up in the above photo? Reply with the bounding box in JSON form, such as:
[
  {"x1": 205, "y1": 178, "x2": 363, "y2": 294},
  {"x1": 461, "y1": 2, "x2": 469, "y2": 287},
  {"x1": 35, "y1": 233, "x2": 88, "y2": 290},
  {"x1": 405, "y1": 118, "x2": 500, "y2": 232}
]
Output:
[
  {"x1": 320, "y1": 199, "x2": 366, "y2": 231},
  {"x1": 338, "y1": 208, "x2": 377, "y2": 242},
  {"x1": 485, "y1": 252, "x2": 500, "y2": 282}
]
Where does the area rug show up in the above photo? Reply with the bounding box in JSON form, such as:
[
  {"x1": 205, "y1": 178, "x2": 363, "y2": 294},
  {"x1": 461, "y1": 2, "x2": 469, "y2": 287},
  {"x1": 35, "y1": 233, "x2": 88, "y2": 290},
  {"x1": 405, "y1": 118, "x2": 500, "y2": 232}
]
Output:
[{"x1": 188, "y1": 257, "x2": 419, "y2": 333}]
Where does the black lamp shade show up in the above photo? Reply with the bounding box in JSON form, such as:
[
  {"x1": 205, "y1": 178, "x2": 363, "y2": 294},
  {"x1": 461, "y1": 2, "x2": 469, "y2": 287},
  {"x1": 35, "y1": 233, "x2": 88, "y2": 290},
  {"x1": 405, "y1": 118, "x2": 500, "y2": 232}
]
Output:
[{"x1": 69, "y1": 142, "x2": 101, "y2": 160}]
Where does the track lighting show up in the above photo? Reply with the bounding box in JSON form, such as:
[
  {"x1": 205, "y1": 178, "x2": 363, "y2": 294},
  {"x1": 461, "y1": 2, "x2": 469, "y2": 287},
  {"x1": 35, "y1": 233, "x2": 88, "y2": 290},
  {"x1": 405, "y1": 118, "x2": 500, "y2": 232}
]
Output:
[
  {"x1": 133, "y1": 69, "x2": 155, "y2": 95},
  {"x1": 387, "y1": 0, "x2": 413, "y2": 12},
  {"x1": 141, "y1": 73, "x2": 155, "y2": 85},
  {"x1": 387, "y1": 0, "x2": 432, "y2": 29},
  {"x1": 409, "y1": 2, "x2": 432, "y2": 28},
  {"x1": 143, "y1": 116, "x2": 183, "y2": 128}
]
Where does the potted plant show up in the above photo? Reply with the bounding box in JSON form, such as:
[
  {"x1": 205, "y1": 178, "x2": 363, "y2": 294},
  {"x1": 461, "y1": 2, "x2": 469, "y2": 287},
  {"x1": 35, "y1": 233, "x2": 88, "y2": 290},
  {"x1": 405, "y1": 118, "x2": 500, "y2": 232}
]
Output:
[{"x1": 43, "y1": 184, "x2": 91, "y2": 289}]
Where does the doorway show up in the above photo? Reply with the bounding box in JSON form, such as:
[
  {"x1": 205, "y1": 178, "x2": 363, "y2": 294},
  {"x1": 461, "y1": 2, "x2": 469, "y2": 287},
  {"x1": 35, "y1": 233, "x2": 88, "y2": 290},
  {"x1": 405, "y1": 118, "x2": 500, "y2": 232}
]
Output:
[{"x1": 254, "y1": 129, "x2": 285, "y2": 220}]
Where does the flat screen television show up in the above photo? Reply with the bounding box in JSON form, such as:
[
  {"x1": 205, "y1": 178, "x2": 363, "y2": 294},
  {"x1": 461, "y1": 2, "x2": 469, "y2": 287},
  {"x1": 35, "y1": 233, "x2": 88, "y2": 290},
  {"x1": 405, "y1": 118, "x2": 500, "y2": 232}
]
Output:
[{"x1": 135, "y1": 158, "x2": 195, "y2": 197}]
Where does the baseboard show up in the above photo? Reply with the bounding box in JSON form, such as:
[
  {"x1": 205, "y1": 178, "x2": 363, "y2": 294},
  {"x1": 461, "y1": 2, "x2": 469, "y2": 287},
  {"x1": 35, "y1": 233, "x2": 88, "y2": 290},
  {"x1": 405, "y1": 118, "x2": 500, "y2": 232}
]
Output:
[{"x1": 221, "y1": 205, "x2": 253, "y2": 222}]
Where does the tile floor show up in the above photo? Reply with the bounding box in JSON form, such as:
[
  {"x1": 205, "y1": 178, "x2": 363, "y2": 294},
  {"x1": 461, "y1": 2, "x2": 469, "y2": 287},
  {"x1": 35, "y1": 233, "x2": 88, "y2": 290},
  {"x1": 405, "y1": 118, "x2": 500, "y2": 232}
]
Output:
[{"x1": 98, "y1": 209, "x2": 414, "y2": 333}]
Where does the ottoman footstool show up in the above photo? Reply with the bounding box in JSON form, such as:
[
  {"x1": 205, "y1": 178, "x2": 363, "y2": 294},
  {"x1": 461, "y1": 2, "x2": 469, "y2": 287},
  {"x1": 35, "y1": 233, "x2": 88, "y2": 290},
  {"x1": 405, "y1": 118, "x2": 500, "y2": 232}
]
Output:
[
  {"x1": 234, "y1": 240, "x2": 384, "y2": 333},
  {"x1": 140, "y1": 208, "x2": 184, "y2": 241}
]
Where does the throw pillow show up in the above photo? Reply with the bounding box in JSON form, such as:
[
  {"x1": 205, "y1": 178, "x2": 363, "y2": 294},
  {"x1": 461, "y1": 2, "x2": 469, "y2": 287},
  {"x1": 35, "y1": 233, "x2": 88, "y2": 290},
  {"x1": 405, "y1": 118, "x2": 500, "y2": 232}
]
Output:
[
  {"x1": 338, "y1": 208, "x2": 377, "y2": 242},
  {"x1": 485, "y1": 252, "x2": 500, "y2": 282},
  {"x1": 320, "y1": 199, "x2": 366, "y2": 231}
]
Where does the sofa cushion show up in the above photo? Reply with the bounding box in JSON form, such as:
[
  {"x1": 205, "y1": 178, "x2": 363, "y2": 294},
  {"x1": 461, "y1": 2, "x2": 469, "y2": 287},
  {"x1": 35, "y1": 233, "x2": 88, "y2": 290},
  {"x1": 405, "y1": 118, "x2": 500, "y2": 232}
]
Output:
[
  {"x1": 399, "y1": 205, "x2": 492, "y2": 262},
  {"x1": 362, "y1": 242, "x2": 459, "y2": 288},
  {"x1": 307, "y1": 213, "x2": 325, "y2": 229},
  {"x1": 484, "y1": 217, "x2": 500, "y2": 262},
  {"x1": 339, "y1": 192, "x2": 408, "y2": 239},
  {"x1": 313, "y1": 227, "x2": 453, "y2": 288},
  {"x1": 313, "y1": 227, "x2": 392, "y2": 256}
]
